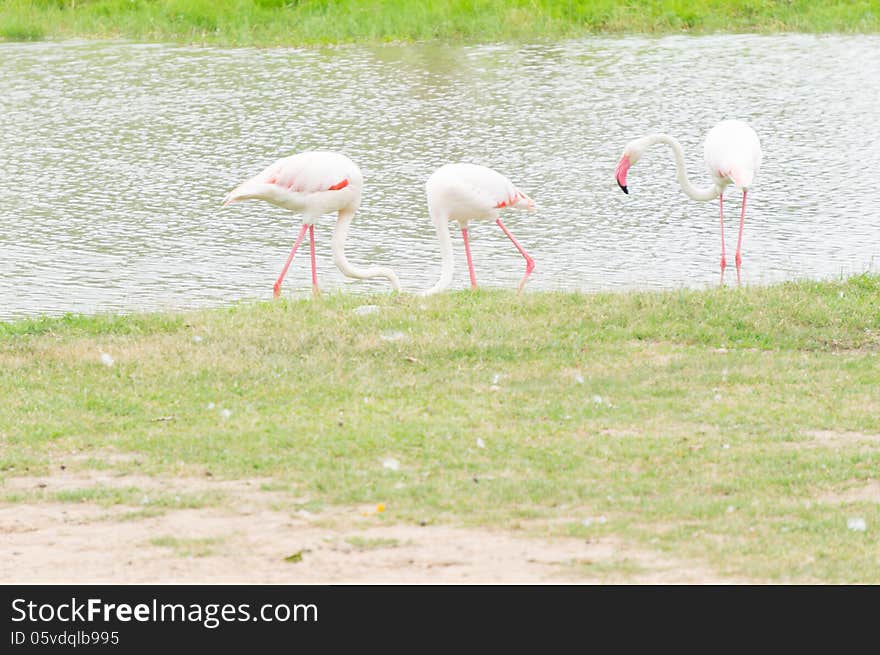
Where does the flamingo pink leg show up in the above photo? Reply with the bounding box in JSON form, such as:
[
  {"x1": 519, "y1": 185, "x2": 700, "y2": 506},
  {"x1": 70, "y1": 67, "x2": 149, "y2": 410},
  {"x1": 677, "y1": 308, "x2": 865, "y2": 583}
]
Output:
[
  {"x1": 461, "y1": 227, "x2": 478, "y2": 290},
  {"x1": 735, "y1": 189, "x2": 747, "y2": 286},
  {"x1": 308, "y1": 224, "x2": 320, "y2": 296},
  {"x1": 495, "y1": 218, "x2": 535, "y2": 294},
  {"x1": 719, "y1": 193, "x2": 727, "y2": 284},
  {"x1": 273, "y1": 223, "x2": 309, "y2": 298}
]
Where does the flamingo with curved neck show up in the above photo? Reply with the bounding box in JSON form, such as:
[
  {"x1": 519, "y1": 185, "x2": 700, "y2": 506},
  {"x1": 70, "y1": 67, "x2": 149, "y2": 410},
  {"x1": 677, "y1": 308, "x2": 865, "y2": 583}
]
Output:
[
  {"x1": 422, "y1": 163, "x2": 536, "y2": 296},
  {"x1": 222, "y1": 151, "x2": 400, "y2": 297},
  {"x1": 615, "y1": 120, "x2": 762, "y2": 285}
]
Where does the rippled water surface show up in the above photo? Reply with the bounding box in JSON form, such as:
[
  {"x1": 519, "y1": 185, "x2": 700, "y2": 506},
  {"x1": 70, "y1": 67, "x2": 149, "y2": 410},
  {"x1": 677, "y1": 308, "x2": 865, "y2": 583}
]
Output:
[{"x1": 1, "y1": 36, "x2": 879, "y2": 318}]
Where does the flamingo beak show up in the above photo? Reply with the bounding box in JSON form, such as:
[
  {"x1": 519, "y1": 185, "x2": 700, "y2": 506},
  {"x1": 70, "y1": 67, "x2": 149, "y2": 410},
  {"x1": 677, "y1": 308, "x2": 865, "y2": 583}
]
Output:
[{"x1": 615, "y1": 155, "x2": 630, "y2": 194}]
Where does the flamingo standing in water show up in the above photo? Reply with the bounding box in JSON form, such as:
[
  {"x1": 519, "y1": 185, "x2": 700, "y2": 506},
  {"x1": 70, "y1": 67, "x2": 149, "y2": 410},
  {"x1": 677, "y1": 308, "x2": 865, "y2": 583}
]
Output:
[
  {"x1": 422, "y1": 163, "x2": 537, "y2": 295},
  {"x1": 615, "y1": 120, "x2": 762, "y2": 285},
  {"x1": 222, "y1": 151, "x2": 400, "y2": 296}
]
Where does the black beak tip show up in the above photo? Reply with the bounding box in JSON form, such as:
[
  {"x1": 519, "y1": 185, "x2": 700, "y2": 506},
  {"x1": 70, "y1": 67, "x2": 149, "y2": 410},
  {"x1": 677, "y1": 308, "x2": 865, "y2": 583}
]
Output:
[{"x1": 618, "y1": 182, "x2": 628, "y2": 194}]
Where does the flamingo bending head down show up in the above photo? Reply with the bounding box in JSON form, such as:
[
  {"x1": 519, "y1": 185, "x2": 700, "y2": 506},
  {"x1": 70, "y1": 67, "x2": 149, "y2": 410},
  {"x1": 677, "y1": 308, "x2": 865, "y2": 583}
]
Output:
[
  {"x1": 223, "y1": 150, "x2": 400, "y2": 297},
  {"x1": 422, "y1": 163, "x2": 537, "y2": 296}
]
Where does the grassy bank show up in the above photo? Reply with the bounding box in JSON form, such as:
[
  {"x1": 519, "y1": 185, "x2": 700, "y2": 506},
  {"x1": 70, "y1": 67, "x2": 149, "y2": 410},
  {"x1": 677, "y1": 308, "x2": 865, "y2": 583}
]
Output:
[
  {"x1": 2, "y1": 1, "x2": 879, "y2": 45},
  {"x1": 1, "y1": 276, "x2": 880, "y2": 581}
]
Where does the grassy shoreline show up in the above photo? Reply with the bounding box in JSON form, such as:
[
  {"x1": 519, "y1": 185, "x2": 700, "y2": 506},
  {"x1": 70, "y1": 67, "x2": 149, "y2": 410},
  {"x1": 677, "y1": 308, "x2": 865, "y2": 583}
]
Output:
[
  {"x1": 2, "y1": 1, "x2": 880, "y2": 46},
  {"x1": 2, "y1": 276, "x2": 880, "y2": 581}
]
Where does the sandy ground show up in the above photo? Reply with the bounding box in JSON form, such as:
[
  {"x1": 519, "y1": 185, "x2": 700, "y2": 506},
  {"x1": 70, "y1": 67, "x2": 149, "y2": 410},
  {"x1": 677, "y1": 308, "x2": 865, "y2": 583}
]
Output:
[{"x1": 0, "y1": 467, "x2": 738, "y2": 584}]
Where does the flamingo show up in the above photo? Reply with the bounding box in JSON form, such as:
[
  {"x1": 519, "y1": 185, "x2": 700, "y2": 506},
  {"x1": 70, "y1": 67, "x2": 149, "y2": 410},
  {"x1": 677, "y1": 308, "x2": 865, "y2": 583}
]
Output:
[
  {"x1": 422, "y1": 163, "x2": 537, "y2": 295},
  {"x1": 614, "y1": 120, "x2": 762, "y2": 285},
  {"x1": 222, "y1": 151, "x2": 400, "y2": 297}
]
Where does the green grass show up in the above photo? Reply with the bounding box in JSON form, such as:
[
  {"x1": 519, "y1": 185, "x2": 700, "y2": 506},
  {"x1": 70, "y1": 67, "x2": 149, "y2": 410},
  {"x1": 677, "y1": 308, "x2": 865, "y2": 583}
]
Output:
[
  {"x1": 1, "y1": 275, "x2": 880, "y2": 582},
  {"x1": 149, "y1": 535, "x2": 225, "y2": 557},
  {"x1": 113, "y1": 507, "x2": 168, "y2": 521},
  {"x1": 346, "y1": 536, "x2": 401, "y2": 550},
  {"x1": 565, "y1": 556, "x2": 649, "y2": 579},
  {"x1": 0, "y1": 484, "x2": 223, "y2": 508},
  {"x1": 1, "y1": 1, "x2": 879, "y2": 45}
]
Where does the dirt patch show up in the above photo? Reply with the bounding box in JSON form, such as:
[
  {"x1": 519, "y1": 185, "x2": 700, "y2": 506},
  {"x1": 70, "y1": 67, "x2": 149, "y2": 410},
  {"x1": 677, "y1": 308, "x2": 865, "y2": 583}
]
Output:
[
  {"x1": 1, "y1": 467, "x2": 295, "y2": 512},
  {"x1": 0, "y1": 502, "x2": 740, "y2": 584},
  {"x1": 818, "y1": 480, "x2": 880, "y2": 505},
  {"x1": 796, "y1": 430, "x2": 880, "y2": 450},
  {"x1": 599, "y1": 427, "x2": 642, "y2": 439},
  {"x1": 0, "y1": 468, "x2": 740, "y2": 584},
  {"x1": 64, "y1": 450, "x2": 144, "y2": 465},
  {"x1": 637, "y1": 344, "x2": 679, "y2": 366},
  {"x1": 3, "y1": 468, "x2": 282, "y2": 498}
]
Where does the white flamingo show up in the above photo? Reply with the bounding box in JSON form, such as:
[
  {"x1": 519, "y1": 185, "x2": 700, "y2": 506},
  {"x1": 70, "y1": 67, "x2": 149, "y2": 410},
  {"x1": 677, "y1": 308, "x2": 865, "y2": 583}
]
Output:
[
  {"x1": 423, "y1": 163, "x2": 537, "y2": 295},
  {"x1": 222, "y1": 151, "x2": 400, "y2": 297},
  {"x1": 615, "y1": 120, "x2": 762, "y2": 285}
]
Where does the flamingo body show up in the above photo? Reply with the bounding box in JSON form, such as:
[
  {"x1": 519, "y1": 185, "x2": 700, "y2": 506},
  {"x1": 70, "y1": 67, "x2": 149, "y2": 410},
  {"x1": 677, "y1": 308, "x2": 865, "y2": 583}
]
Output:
[
  {"x1": 703, "y1": 120, "x2": 762, "y2": 191},
  {"x1": 423, "y1": 164, "x2": 536, "y2": 295},
  {"x1": 426, "y1": 163, "x2": 534, "y2": 225},
  {"x1": 223, "y1": 150, "x2": 362, "y2": 218},
  {"x1": 222, "y1": 151, "x2": 399, "y2": 296}
]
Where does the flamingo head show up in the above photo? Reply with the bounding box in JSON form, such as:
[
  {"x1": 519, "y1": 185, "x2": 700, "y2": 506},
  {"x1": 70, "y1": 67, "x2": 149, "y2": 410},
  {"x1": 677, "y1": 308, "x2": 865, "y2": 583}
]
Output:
[
  {"x1": 221, "y1": 191, "x2": 240, "y2": 206},
  {"x1": 615, "y1": 140, "x2": 647, "y2": 195},
  {"x1": 221, "y1": 178, "x2": 266, "y2": 206},
  {"x1": 614, "y1": 155, "x2": 630, "y2": 194},
  {"x1": 519, "y1": 192, "x2": 537, "y2": 211}
]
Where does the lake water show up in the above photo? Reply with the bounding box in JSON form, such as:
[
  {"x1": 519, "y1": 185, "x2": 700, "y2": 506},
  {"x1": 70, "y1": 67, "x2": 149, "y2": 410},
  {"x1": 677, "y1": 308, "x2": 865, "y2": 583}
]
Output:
[{"x1": 1, "y1": 35, "x2": 878, "y2": 319}]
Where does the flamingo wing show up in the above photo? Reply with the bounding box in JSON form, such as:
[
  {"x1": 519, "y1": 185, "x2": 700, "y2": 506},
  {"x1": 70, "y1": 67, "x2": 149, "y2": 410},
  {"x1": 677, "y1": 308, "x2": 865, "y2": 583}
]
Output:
[
  {"x1": 434, "y1": 163, "x2": 534, "y2": 216},
  {"x1": 258, "y1": 151, "x2": 360, "y2": 194}
]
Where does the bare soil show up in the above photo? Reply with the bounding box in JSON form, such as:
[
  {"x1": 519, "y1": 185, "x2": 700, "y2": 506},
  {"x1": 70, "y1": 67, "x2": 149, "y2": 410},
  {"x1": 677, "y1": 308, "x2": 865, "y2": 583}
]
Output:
[
  {"x1": 1, "y1": 467, "x2": 739, "y2": 584},
  {"x1": 818, "y1": 479, "x2": 880, "y2": 505},
  {"x1": 798, "y1": 430, "x2": 880, "y2": 449}
]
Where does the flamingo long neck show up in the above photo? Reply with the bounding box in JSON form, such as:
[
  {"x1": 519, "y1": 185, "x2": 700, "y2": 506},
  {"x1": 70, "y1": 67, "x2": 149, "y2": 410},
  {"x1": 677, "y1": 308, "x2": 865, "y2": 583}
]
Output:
[
  {"x1": 644, "y1": 134, "x2": 720, "y2": 202},
  {"x1": 331, "y1": 209, "x2": 401, "y2": 291},
  {"x1": 421, "y1": 215, "x2": 454, "y2": 296}
]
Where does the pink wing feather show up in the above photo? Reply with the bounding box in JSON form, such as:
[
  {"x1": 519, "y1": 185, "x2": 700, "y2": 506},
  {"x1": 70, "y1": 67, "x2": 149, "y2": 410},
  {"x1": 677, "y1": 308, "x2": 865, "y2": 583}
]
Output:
[
  {"x1": 259, "y1": 151, "x2": 352, "y2": 194},
  {"x1": 447, "y1": 164, "x2": 535, "y2": 213},
  {"x1": 223, "y1": 151, "x2": 359, "y2": 206}
]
